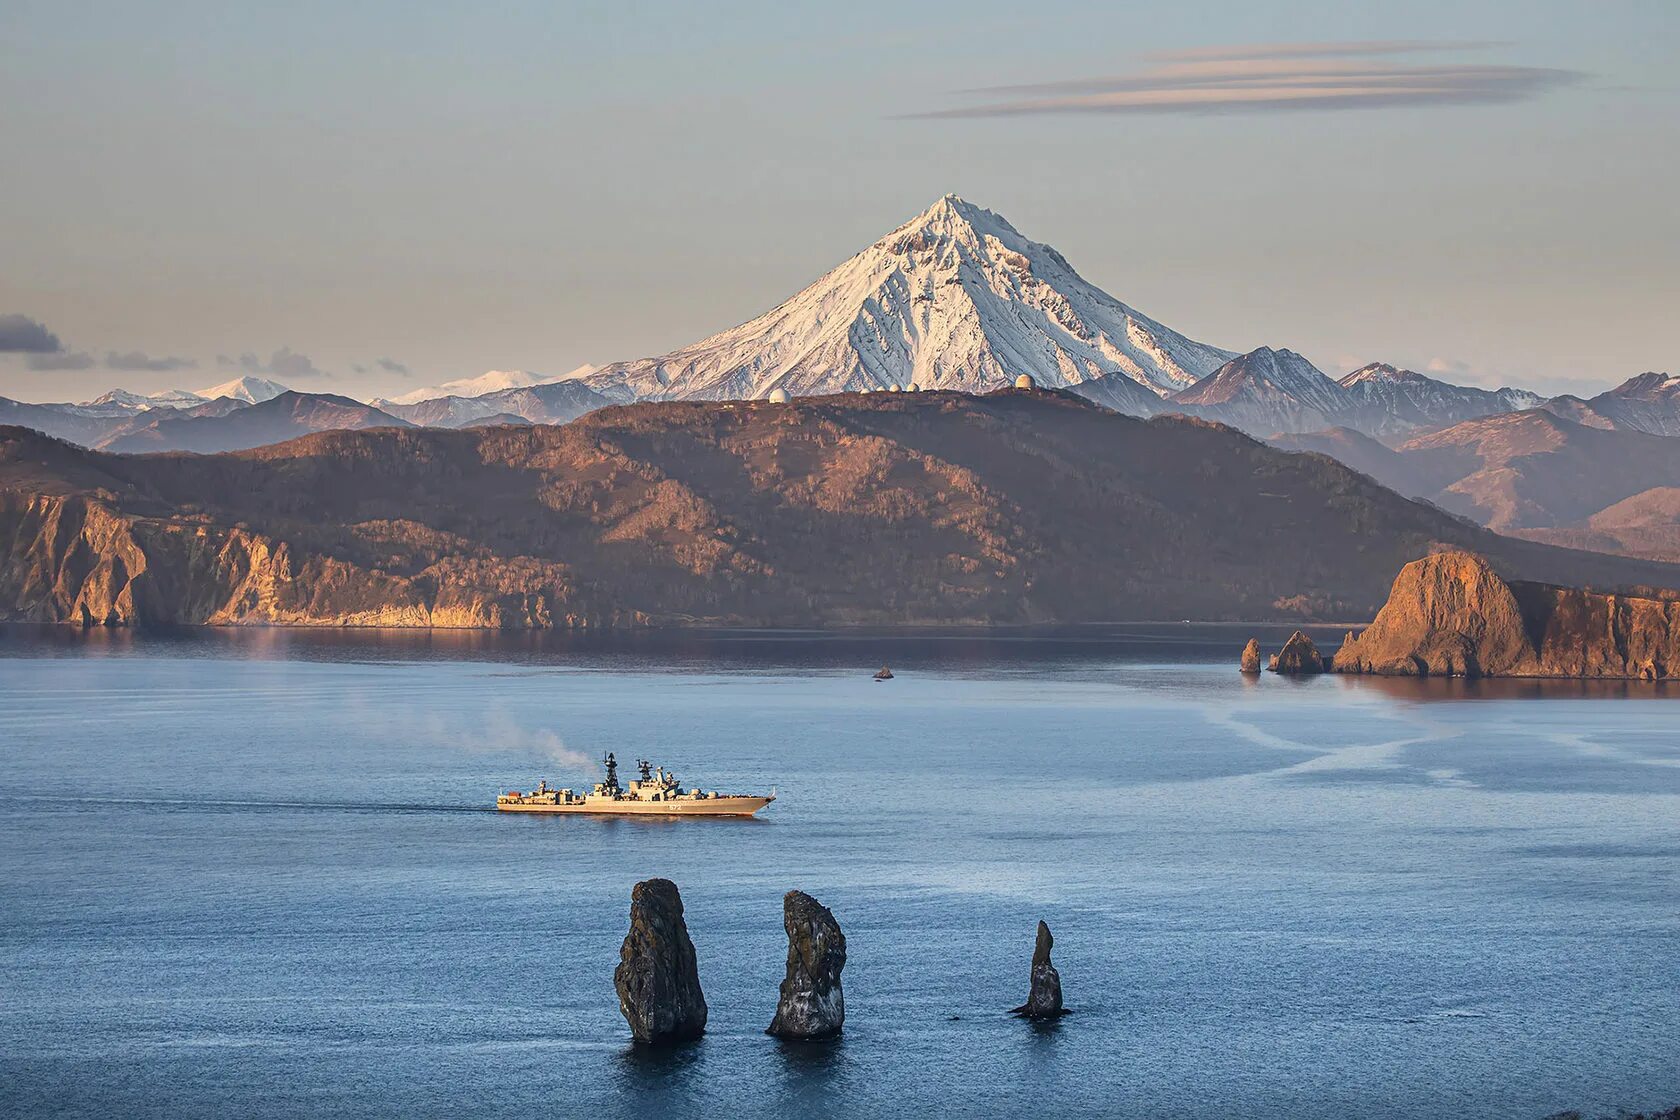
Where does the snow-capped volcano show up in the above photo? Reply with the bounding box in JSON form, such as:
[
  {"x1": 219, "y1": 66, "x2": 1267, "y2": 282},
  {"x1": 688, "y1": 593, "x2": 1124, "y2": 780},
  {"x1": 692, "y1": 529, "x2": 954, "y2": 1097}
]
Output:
[{"x1": 565, "y1": 194, "x2": 1235, "y2": 402}]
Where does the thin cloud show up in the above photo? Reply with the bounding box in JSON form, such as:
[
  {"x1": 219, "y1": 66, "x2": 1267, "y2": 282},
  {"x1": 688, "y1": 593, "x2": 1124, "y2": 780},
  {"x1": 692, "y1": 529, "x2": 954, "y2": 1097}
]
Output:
[
  {"x1": 0, "y1": 314, "x2": 64, "y2": 353},
  {"x1": 911, "y1": 41, "x2": 1584, "y2": 118},
  {"x1": 26, "y1": 350, "x2": 95, "y2": 371},
  {"x1": 1425, "y1": 356, "x2": 1474, "y2": 377},
  {"x1": 219, "y1": 347, "x2": 331, "y2": 380},
  {"x1": 377, "y1": 357, "x2": 410, "y2": 375},
  {"x1": 1146, "y1": 40, "x2": 1506, "y2": 64},
  {"x1": 105, "y1": 350, "x2": 198, "y2": 372}
]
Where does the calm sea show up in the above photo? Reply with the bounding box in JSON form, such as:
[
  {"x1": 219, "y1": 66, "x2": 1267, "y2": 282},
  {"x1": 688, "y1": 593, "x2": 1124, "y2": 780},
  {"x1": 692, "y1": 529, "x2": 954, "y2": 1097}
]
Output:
[{"x1": 1, "y1": 625, "x2": 1676, "y2": 1119}]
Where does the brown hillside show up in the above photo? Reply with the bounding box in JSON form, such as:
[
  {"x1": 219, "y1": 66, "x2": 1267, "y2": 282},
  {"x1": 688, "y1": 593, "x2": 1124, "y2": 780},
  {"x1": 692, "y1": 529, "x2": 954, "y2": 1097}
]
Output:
[
  {"x1": 1397, "y1": 411, "x2": 1680, "y2": 530},
  {"x1": 4, "y1": 390, "x2": 1679, "y2": 628}
]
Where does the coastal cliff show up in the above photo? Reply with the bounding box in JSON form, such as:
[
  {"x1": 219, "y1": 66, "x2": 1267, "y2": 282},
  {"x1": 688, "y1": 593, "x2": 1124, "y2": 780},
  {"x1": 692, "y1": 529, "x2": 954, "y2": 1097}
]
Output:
[
  {"x1": 0, "y1": 491, "x2": 627, "y2": 628},
  {"x1": 1334, "y1": 551, "x2": 1680, "y2": 679}
]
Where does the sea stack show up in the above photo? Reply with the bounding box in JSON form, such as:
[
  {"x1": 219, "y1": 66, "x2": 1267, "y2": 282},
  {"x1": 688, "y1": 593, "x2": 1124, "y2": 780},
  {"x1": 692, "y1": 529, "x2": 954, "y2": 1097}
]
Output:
[
  {"x1": 614, "y1": 878, "x2": 708, "y2": 1044},
  {"x1": 1240, "y1": 638, "x2": 1261, "y2": 674},
  {"x1": 1267, "y1": 630, "x2": 1326, "y2": 674},
  {"x1": 767, "y1": 890, "x2": 846, "y2": 1040},
  {"x1": 1011, "y1": 920, "x2": 1067, "y2": 1020}
]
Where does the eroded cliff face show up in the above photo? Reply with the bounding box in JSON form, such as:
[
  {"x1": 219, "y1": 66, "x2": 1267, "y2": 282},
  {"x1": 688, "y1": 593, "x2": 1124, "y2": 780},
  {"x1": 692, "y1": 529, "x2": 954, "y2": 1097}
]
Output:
[
  {"x1": 1335, "y1": 551, "x2": 1680, "y2": 679},
  {"x1": 0, "y1": 491, "x2": 626, "y2": 628}
]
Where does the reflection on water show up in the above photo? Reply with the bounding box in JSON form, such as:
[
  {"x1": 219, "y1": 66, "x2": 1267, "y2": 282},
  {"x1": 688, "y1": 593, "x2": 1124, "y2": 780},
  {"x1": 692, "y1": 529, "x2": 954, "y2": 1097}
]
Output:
[
  {"x1": 0, "y1": 621, "x2": 1351, "y2": 671},
  {"x1": 1338, "y1": 673, "x2": 1679, "y2": 701},
  {"x1": 615, "y1": 1038, "x2": 706, "y2": 1078},
  {"x1": 10, "y1": 623, "x2": 1677, "y2": 701},
  {"x1": 771, "y1": 1036, "x2": 846, "y2": 1069}
]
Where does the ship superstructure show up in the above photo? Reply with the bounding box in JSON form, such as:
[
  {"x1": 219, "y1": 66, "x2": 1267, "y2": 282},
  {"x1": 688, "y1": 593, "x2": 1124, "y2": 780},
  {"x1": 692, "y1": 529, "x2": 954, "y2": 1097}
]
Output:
[{"x1": 496, "y1": 753, "x2": 774, "y2": 817}]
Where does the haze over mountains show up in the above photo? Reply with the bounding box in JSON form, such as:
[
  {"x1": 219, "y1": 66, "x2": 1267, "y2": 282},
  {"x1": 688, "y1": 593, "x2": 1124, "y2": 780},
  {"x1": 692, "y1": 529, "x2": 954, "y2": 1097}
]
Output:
[
  {"x1": 1276, "y1": 409, "x2": 1680, "y2": 563},
  {"x1": 99, "y1": 392, "x2": 411, "y2": 455}
]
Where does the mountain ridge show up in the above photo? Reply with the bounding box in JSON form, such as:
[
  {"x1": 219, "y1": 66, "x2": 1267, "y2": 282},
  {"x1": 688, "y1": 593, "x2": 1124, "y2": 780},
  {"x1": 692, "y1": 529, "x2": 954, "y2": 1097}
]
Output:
[
  {"x1": 5, "y1": 390, "x2": 1678, "y2": 629},
  {"x1": 97, "y1": 391, "x2": 410, "y2": 454}
]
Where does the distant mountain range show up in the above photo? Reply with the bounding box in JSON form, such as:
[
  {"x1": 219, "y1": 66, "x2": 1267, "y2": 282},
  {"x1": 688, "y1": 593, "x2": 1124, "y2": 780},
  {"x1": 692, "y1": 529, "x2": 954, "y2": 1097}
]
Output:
[
  {"x1": 374, "y1": 380, "x2": 611, "y2": 429},
  {"x1": 1274, "y1": 409, "x2": 1680, "y2": 562},
  {"x1": 99, "y1": 392, "x2": 409, "y2": 455},
  {"x1": 7, "y1": 390, "x2": 1678, "y2": 629},
  {"x1": 92, "y1": 376, "x2": 291, "y2": 409},
  {"x1": 0, "y1": 196, "x2": 1669, "y2": 476},
  {"x1": 378, "y1": 366, "x2": 597, "y2": 407},
  {"x1": 1539, "y1": 372, "x2": 1680, "y2": 436}
]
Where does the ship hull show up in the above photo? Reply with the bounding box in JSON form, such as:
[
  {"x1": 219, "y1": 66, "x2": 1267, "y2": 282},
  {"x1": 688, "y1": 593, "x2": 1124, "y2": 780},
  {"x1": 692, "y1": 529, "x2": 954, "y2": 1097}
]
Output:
[{"x1": 497, "y1": 795, "x2": 773, "y2": 817}]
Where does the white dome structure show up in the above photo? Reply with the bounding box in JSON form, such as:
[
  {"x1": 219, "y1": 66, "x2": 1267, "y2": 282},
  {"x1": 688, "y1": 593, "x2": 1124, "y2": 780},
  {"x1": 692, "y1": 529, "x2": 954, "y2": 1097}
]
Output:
[
  {"x1": 1014, "y1": 373, "x2": 1036, "y2": 390},
  {"x1": 887, "y1": 383, "x2": 901, "y2": 393},
  {"x1": 767, "y1": 387, "x2": 790, "y2": 403}
]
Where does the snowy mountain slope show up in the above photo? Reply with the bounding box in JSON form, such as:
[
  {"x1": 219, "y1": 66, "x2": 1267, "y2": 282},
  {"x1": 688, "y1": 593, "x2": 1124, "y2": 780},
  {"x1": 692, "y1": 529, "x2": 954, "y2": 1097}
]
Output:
[
  {"x1": 83, "y1": 382, "x2": 281, "y2": 412},
  {"x1": 377, "y1": 380, "x2": 612, "y2": 428},
  {"x1": 1064, "y1": 371, "x2": 1165, "y2": 417},
  {"x1": 383, "y1": 366, "x2": 597, "y2": 407},
  {"x1": 88, "y1": 389, "x2": 170, "y2": 410},
  {"x1": 1337, "y1": 363, "x2": 1539, "y2": 440},
  {"x1": 561, "y1": 194, "x2": 1236, "y2": 402},
  {"x1": 1169, "y1": 347, "x2": 1352, "y2": 435},
  {"x1": 193, "y1": 376, "x2": 290, "y2": 404}
]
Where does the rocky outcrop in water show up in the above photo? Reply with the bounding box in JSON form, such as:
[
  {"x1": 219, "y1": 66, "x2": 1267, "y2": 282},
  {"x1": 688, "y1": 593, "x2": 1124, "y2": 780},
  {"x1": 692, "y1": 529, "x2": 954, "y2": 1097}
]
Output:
[
  {"x1": 1010, "y1": 920, "x2": 1067, "y2": 1020},
  {"x1": 1240, "y1": 637, "x2": 1261, "y2": 673},
  {"x1": 766, "y1": 890, "x2": 846, "y2": 1040},
  {"x1": 1266, "y1": 630, "x2": 1326, "y2": 674},
  {"x1": 613, "y1": 878, "x2": 707, "y2": 1044},
  {"x1": 1335, "y1": 551, "x2": 1680, "y2": 679}
]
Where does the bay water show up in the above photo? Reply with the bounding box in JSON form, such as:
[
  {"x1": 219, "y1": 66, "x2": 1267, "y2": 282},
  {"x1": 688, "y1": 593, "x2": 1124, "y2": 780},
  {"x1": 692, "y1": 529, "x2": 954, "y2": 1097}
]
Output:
[{"x1": 1, "y1": 626, "x2": 1676, "y2": 1118}]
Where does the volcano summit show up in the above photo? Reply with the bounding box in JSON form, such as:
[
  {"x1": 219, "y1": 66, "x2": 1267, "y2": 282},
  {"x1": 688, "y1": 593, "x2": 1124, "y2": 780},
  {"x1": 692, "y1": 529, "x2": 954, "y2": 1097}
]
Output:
[{"x1": 561, "y1": 195, "x2": 1236, "y2": 403}]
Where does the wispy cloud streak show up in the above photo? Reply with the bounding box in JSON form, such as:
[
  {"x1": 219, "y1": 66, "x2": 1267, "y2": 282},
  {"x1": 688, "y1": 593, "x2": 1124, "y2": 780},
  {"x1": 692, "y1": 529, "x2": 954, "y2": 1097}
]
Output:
[
  {"x1": 1145, "y1": 40, "x2": 1507, "y2": 63},
  {"x1": 911, "y1": 41, "x2": 1583, "y2": 118}
]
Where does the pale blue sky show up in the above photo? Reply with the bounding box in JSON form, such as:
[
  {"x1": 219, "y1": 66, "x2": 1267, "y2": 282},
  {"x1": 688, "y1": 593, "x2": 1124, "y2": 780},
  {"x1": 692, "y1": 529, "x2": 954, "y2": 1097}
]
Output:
[{"x1": 0, "y1": 0, "x2": 1673, "y2": 402}]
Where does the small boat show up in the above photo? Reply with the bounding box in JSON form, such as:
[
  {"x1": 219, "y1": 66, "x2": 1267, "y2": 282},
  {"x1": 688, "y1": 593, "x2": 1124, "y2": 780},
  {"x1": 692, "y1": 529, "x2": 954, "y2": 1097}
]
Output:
[
  {"x1": 497, "y1": 754, "x2": 774, "y2": 817},
  {"x1": 873, "y1": 665, "x2": 894, "y2": 681}
]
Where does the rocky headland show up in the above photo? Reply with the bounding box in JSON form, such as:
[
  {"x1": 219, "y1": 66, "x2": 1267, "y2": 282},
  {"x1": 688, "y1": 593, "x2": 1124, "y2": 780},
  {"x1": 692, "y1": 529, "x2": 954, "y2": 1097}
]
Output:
[{"x1": 1334, "y1": 551, "x2": 1680, "y2": 679}]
